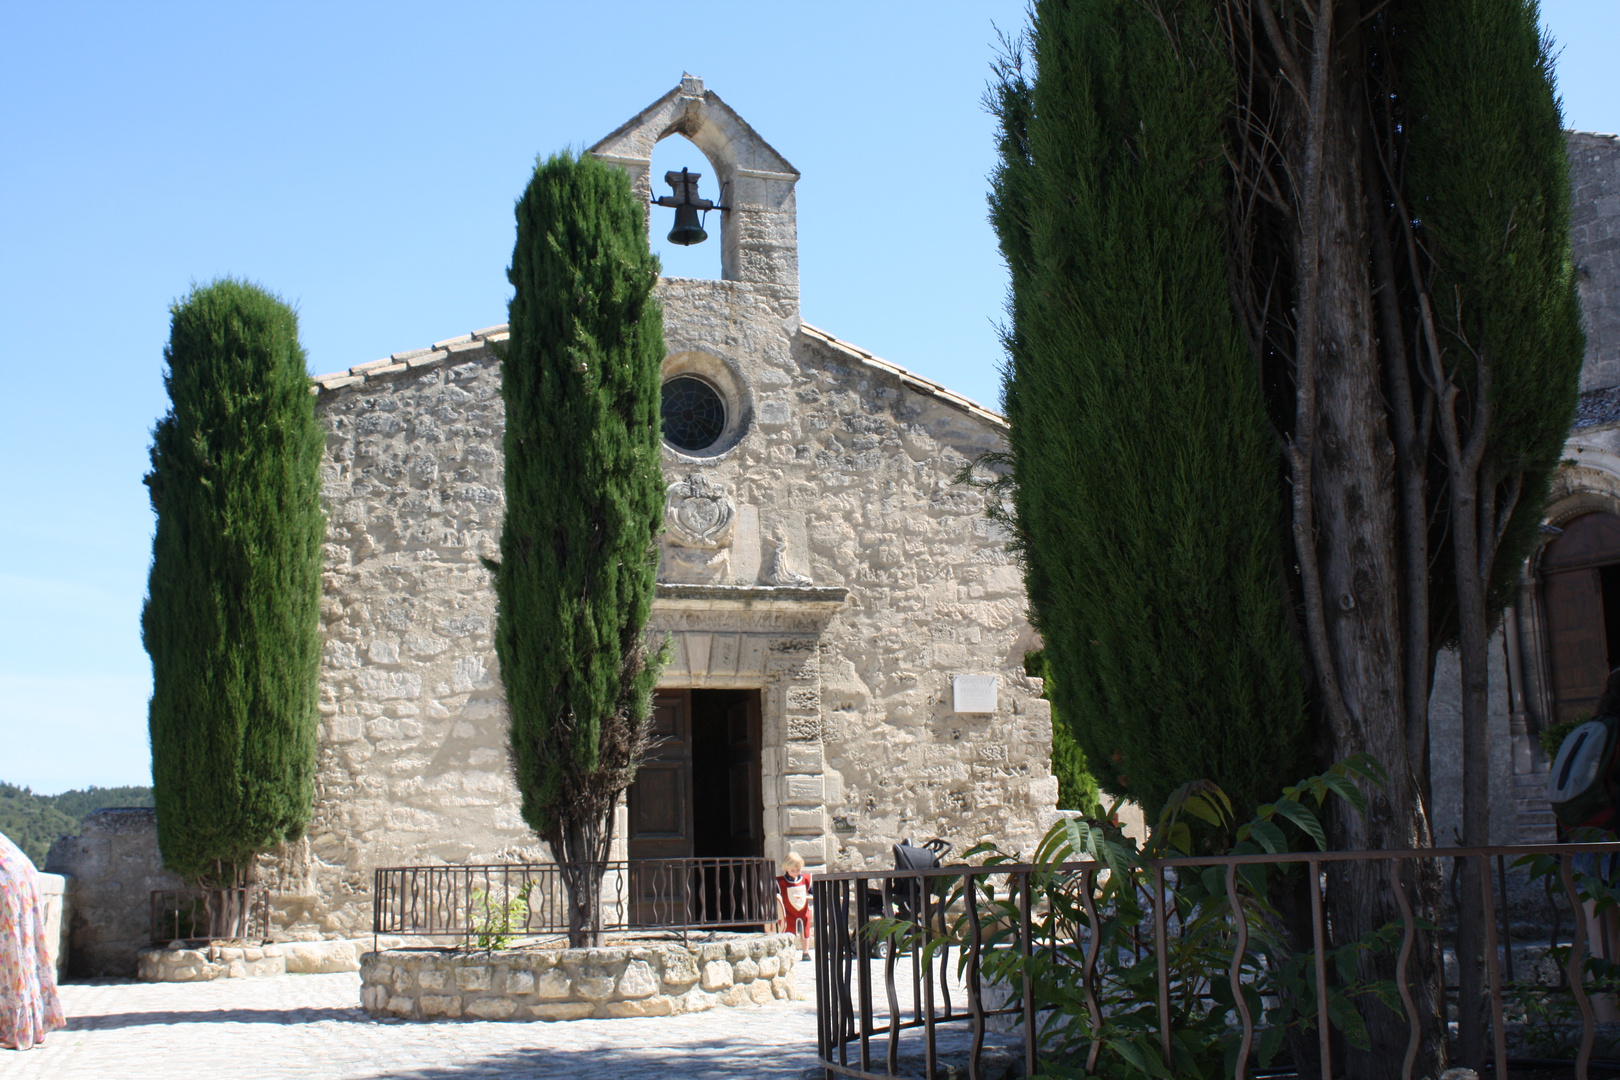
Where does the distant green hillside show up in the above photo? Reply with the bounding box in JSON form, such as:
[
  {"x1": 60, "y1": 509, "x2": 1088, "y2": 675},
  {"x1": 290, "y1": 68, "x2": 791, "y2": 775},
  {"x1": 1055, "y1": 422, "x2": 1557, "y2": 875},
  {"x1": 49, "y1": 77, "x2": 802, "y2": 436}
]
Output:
[{"x1": 0, "y1": 782, "x2": 155, "y2": 868}]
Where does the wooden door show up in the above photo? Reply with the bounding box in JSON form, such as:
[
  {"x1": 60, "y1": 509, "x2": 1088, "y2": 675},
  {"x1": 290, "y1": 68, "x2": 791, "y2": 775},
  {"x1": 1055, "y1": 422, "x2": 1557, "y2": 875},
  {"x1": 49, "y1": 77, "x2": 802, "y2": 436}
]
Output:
[
  {"x1": 725, "y1": 694, "x2": 763, "y2": 857},
  {"x1": 627, "y1": 691, "x2": 694, "y2": 861},
  {"x1": 1545, "y1": 567, "x2": 1610, "y2": 722},
  {"x1": 1541, "y1": 512, "x2": 1620, "y2": 723}
]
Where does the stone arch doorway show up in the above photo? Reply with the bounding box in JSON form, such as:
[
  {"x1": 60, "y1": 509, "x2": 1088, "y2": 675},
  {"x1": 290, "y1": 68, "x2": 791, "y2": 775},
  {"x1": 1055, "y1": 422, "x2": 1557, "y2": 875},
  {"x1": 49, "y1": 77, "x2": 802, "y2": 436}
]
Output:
[{"x1": 1540, "y1": 510, "x2": 1620, "y2": 721}]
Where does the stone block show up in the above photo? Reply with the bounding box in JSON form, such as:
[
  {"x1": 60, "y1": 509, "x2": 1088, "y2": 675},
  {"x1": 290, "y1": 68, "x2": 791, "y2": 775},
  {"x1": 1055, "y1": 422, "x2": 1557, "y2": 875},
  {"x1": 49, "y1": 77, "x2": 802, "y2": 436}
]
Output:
[
  {"x1": 535, "y1": 969, "x2": 571, "y2": 999},
  {"x1": 392, "y1": 967, "x2": 415, "y2": 993},
  {"x1": 700, "y1": 960, "x2": 733, "y2": 991},
  {"x1": 679, "y1": 988, "x2": 719, "y2": 1013},
  {"x1": 734, "y1": 959, "x2": 759, "y2": 982},
  {"x1": 419, "y1": 994, "x2": 462, "y2": 1018},
  {"x1": 456, "y1": 965, "x2": 491, "y2": 991},
  {"x1": 783, "y1": 776, "x2": 824, "y2": 804},
  {"x1": 616, "y1": 959, "x2": 658, "y2": 999},
  {"x1": 748, "y1": 980, "x2": 773, "y2": 1004},
  {"x1": 528, "y1": 1002, "x2": 596, "y2": 1021},
  {"x1": 784, "y1": 807, "x2": 823, "y2": 834},
  {"x1": 771, "y1": 975, "x2": 796, "y2": 1000},
  {"x1": 758, "y1": 954, "x2": 779, "y2": 979},
  {"x1": 605, "y1": 995, "x2": 675, "y2": 1018},
  {"x1": 360, "y1": 983, "x2": 389, "y2": 1012},
  {"x1": 575, "y1": 974, "x2": 616, "y2": 1001},
  {"x1": 721, "y1": 985, "x2": 748, "y2": 1008},
  {"x1": 283, "y1": 940, "x2": 360, "y2": 974},
  {"x1": 698, "y1": 942, "x2": 727, "y2": 962},
  {"x1": 465, "y1": 997, "x2": 517, "y2": 1020},
  {"x1": 661, "y1": 951, "x2": 699, "y2": 987},
  {"x1": 387, "y1": 995, "x2": 415, "y2": 1016},
  {"x1": 415, "y1": 968, "x2": 445, "y2": 990},
  {"x1": 791, "y1": 838, "x2": 827, "y2": 865},
  {"x1": 505, "y1": 969, "x2": 536, "y2": 995}
]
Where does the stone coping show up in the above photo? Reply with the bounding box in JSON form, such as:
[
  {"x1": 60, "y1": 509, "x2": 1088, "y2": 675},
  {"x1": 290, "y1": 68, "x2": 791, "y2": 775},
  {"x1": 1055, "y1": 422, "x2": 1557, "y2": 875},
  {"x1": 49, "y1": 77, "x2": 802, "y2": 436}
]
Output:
[
  {"x1": 360, "y1": 933, "x2": 801, "y2": 1021},
  {"x1": 138, "y1": 937, "x2": 402, "y2": 981},
  {"x1": 653, "y1": 583, "x2": 848, "y2": 609}
]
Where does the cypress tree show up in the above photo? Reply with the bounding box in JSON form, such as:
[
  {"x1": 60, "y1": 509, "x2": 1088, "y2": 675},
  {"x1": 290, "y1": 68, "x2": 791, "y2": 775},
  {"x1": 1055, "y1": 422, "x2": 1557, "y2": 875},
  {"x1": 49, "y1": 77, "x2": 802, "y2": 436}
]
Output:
[
  {"x1": 994, "y1": 1, "x2": 1584, "y2": 1071},
  {"x1": 990, "y1": 0, "x2": 1310, "y2": 822},
  {"x1": 1396, "y1": 0, "x2": 1584, "y2": 1060},
  {"x1": 495, "y1": 151, "x2": 666, "y2": 948},
  {"x1": 143, "y1": 279, "x2": 325, "y2": 886}
]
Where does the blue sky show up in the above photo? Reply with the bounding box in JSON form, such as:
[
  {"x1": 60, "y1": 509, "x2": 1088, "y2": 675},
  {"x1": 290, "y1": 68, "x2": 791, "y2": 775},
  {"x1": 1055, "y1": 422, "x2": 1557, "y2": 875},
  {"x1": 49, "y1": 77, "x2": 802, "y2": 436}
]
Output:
[{"x1": 1, "y1": 2, "x2": 1616, "y2": 793}]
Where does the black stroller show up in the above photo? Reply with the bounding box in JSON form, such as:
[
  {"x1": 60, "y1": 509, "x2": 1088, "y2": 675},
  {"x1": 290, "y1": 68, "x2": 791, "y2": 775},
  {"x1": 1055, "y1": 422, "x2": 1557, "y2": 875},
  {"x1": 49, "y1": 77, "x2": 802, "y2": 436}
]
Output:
[{"x1": 858, "y1": 838, "x2": 951, "y2": 957}]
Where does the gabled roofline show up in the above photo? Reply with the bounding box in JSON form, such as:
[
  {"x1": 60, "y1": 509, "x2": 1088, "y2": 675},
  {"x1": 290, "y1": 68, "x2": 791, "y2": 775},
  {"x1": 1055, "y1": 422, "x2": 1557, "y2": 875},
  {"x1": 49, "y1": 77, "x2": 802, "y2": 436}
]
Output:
[
  {"x1": 311, "y1": 322, "x2": 1006, "y2": 435},
  {"x1": 587, "y1": 76, "x2": 798, "y2": 178},
  {"x1": 798, "y1": 323, "x2": 1006, "y2": 431}
]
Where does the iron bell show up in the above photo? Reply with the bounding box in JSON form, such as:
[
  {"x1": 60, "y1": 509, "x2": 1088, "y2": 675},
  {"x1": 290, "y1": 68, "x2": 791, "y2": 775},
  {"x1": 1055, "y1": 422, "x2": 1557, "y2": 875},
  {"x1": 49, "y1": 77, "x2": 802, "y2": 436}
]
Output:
[
  {"x1": 667, "y1": 203, "x2": 708, "y2": 246},
  {"x1": 653, "y1": 167, "x2": 723, "y2": 247}
]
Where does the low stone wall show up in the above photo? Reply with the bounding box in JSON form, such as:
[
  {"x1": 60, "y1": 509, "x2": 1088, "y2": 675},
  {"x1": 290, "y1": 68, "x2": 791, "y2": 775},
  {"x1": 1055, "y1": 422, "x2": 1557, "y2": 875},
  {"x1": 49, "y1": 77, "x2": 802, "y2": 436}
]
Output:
[
  {"x1": 45, "y1": 808, "x2": 184, "y2": 977},
  {"x1": 137, "y1": 936, "x2": 405, "y2": 981},
  {"x1": 360, "y1": 934, "x2": 800, "y2": 1021},
  {"x1": 37, "y1": 873, "x2": 71, "y2": 983}
]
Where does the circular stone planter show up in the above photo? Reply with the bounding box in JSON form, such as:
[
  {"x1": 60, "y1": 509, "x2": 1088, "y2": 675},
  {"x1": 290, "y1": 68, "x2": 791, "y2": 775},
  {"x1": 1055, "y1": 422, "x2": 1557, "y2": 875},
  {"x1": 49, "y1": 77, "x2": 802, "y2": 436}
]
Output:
[{"x1": 359, "y1": 933, "x2": 801, "y2": 1021}]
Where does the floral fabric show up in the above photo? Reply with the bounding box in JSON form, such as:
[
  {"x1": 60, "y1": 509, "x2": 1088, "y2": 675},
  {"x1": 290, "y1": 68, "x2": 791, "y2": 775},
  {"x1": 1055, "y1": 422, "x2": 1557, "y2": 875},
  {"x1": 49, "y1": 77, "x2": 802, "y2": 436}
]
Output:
[{"x1": 0, "y1": 832, "x2": 64, "y2": 1050}]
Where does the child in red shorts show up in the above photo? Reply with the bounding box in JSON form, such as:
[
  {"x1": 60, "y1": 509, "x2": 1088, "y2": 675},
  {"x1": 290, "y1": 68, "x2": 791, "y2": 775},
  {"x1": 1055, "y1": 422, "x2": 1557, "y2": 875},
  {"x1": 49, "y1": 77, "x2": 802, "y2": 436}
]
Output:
[{"x1": 774, "y1": 851, "x2": 812, "y2": 961}]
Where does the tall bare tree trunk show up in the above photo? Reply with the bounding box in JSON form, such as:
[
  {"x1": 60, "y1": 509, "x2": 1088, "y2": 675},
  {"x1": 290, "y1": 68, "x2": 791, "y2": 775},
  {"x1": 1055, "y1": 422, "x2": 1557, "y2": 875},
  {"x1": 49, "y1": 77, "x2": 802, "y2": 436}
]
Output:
[{"x1": 1232, "y1": 2, "x2": 1446, "y2": 1074}]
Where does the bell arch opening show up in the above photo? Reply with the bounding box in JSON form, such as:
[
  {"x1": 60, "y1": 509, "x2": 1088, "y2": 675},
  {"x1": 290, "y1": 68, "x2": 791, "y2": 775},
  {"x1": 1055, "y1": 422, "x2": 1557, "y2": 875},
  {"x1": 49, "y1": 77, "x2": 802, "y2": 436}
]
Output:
[{"x1": 648, "y1": 133, "x2": 726, "y2": 281}]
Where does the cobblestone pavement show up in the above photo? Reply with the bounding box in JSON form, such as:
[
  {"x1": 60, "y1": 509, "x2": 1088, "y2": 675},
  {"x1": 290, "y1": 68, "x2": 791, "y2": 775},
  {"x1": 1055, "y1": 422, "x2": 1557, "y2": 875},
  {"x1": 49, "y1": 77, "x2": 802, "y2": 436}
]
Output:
[{"x1": 0, "y1": 964, "x2": 827, "y2": 1080}]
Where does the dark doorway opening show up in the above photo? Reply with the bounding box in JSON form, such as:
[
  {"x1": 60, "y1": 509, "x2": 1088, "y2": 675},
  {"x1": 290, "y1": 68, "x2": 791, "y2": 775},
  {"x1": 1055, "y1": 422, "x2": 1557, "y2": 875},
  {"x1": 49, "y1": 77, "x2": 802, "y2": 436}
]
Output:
[
  {"x1": 691, "y1": 689, "x2": 764, "y2": 859},
  {"x1": 625, "y1": 688, "x2": 763, "y2": 926},
  {"x1": 1541, "y1": 512, "x2": 1620, "y2": 722}
]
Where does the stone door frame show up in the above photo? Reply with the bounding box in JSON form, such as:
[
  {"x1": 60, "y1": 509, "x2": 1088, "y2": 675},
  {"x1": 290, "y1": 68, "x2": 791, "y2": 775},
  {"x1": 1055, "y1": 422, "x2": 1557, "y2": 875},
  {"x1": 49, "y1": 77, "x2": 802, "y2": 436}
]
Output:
[{"x1": 646, "y1": 584, "x2": 844, "y2": 870}]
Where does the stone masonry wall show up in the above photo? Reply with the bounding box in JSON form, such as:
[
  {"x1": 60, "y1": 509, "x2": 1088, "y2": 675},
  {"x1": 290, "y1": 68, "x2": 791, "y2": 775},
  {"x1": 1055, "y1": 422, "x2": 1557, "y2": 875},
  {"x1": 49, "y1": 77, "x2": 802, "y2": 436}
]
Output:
[
  {"x1": 46, "y1": 808, "x2": 184, "y2": 977},
  {"x1": 360, "y1": 934, "x2": 799, "y2": 1021},
  {"x1": 302, "y1": 333, "x2": 529, "y2": 938},
  {"x1": 1572, "y1": 132, "x2": 1620, "y2": 391}
]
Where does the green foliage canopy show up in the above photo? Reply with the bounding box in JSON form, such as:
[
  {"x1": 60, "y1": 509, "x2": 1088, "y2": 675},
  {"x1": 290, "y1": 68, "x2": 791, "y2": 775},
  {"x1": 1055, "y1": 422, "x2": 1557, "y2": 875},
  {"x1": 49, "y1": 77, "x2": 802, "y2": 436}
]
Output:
[
  {"x1": 495, "y1": 151, "x2": 666, "y2": 850},
  {"x1": 1398, "y1": 0, "x2": 1585, "y2": 631},
  {"x1": 142, "y1": 279, "x2": 325, "y2": 884},
  {"x1": 990, "y1": 0, "x2": 1310, "y2": 821}
]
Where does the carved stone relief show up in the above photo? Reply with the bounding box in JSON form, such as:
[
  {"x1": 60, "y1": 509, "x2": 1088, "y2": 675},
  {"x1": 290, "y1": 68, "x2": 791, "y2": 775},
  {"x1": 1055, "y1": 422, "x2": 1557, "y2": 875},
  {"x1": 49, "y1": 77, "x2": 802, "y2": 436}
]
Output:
[
  {"x1": 662, "y1": 473, "x2": 736, "y2": 583},
  {"x1": 762, "y1": 526, "x2": 813, "y2": 587}
]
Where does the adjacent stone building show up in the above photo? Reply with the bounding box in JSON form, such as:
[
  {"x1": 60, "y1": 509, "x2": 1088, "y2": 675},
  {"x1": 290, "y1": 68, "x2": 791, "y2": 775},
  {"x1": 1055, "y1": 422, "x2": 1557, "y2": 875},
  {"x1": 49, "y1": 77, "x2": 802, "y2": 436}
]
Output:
[
  {"x1": 1428, "y1": 129, "x2": 1620, "y2": 846},
  {"x1": 285, "y1": 77, "x2": 1057, "y2": 936}
]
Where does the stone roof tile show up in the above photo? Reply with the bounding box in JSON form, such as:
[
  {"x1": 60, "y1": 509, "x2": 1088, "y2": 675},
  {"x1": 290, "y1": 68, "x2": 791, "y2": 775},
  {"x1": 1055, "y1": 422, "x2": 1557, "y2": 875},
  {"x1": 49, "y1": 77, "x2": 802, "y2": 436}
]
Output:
[
  {"x1": 797, "y1": 323, "x2": 1007, "y2": 431},
  {"x1": 1575, "y1": 386, "x2": 1620, "y2": 430}
]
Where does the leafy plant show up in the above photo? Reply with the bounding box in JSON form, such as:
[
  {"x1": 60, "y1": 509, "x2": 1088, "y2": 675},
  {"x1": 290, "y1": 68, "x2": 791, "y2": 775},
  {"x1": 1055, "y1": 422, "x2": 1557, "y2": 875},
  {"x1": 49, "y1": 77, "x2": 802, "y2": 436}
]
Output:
[
  {"x1": 469, "y1": 883, "x2": 534, "y2": 951},
  {"x1": 868, "y1": 756, "x2": 1402, "y2": 1078}
]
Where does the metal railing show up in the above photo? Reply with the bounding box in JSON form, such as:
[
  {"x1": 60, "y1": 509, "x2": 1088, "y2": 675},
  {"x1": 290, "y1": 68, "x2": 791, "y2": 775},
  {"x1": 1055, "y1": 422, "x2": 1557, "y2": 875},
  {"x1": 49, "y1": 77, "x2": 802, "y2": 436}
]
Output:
[
  {"x1": 150, "y1": 886, "x2": 269, "y2": 944},
  {"x1": 374, "y1": 857, "x2": 777, "y2": 946},
  {"x1": 813, "y1": 842, "x2": 1620, "y2": 1080}
]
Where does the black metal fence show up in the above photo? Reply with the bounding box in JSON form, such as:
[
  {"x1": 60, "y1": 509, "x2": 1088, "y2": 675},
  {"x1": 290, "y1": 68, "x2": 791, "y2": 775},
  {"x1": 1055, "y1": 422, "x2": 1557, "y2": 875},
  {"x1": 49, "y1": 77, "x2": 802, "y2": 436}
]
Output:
[
  {"x1": 374, "y1": 857, "x2": 777, "y2": 946},
  {"x1": 150, "y1": 886, "x2": 269, "y2": 944},
  {"x1": 813, "y1": 842, "x2": 1620, "y2": 1080}
]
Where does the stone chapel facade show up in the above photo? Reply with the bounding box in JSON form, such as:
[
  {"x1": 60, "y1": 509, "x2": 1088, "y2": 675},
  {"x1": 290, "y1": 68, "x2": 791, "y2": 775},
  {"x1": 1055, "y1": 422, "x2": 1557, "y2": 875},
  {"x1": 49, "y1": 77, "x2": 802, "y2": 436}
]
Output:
[{"x1": 284, "y1": 78, "x2": 1058, "y2": 935}]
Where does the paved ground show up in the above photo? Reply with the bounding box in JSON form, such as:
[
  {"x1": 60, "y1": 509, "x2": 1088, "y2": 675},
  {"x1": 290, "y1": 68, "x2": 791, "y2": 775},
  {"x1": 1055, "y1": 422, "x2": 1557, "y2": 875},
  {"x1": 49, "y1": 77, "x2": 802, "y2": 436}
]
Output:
[
  {"x1": 0, "y1": 957, "x2": 1018, "y2": 1079},
  {"x1": 0, "y1": 965, "x2": 827, "y2": 1080}
]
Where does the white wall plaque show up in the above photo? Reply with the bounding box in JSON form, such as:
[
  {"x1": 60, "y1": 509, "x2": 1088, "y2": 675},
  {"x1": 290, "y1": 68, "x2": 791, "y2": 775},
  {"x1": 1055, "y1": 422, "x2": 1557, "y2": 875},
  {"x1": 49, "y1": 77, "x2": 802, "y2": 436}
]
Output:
[{"x1": 953, "y1": 675, "x2": 999, "y2": 714}]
